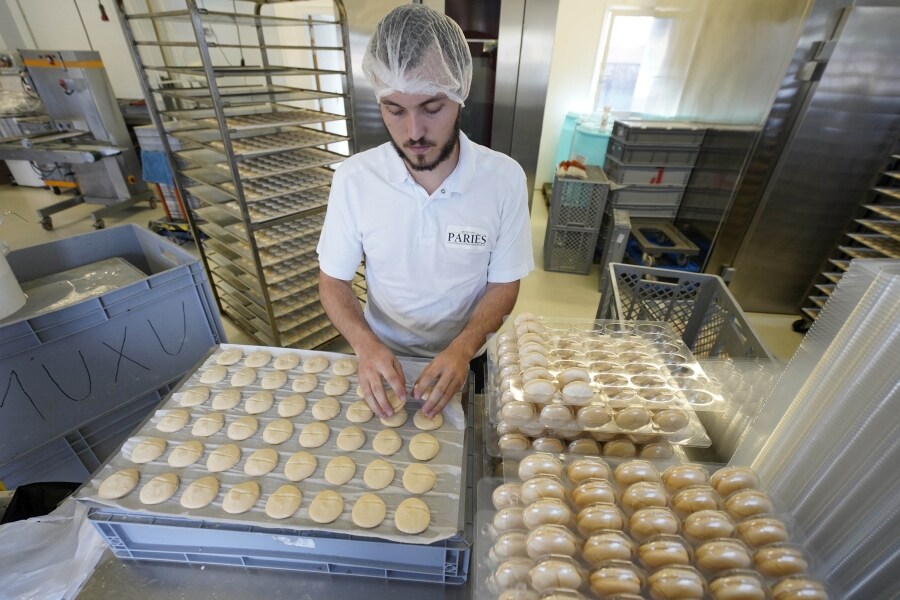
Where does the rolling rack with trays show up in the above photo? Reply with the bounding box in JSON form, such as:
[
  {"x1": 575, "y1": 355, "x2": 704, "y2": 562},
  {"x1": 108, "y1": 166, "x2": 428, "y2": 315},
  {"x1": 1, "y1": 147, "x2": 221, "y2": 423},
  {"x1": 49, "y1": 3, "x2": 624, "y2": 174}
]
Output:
[{"x1": 114, "y1": 0, "x2": 363, "y2": 348}]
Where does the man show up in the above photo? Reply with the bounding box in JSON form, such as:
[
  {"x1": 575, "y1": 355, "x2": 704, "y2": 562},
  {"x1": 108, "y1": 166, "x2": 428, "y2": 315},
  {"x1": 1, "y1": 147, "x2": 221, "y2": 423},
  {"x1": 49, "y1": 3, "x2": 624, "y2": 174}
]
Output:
[{"x1": 317, "y1": 4, "x2": 534, "y2": 420}]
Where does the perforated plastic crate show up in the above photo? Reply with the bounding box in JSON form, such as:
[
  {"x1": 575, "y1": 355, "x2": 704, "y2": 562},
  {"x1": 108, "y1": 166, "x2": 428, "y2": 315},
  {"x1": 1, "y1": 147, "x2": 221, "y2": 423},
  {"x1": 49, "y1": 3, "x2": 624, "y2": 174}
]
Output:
[
  {"x1": 548, "y1": 166, "x2": 609, "y2": 229},
  {"x1": 607, "y1": 138, "x2": 700, "y2": 166},
  {"x1": 611, "y1": 120, "x2": 706, "y2": 145},
  {"x1": 610, "y1": 185, "x2": 685, "y2": 207},
  {"x1": 0, "y1": 380, "x2": 178, "y2": 488},
  {"x1": 604, "y1": 155, "x2": 693, "y2": 186},
  {"x1": 543, "y1": 225, "x2": 601, "y2": 274},
  {"x1": 606, "y1": 263, "x2": 772, "y2": 359},
  {"x1": 0, "y1": 225, "x2": 225, "y2": 480}
]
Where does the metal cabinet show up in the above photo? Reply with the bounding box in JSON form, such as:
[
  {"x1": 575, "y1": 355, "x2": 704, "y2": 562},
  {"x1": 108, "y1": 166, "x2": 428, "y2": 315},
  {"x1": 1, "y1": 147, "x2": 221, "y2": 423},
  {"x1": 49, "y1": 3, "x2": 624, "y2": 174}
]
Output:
[{"x1": 115, "y1": 0, "x2": 362, "y2": 348}]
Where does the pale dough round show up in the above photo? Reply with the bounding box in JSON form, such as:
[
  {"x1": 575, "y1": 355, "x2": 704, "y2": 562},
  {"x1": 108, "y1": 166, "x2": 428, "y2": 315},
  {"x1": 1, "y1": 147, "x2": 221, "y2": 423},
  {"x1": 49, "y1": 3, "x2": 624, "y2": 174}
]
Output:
[
  {"x1": 324, "y1": 455, "x2": 356, "y2": 485},
  {"x1": 139, "y1": 472, "x2": 179, "y2": 505},
  {"x1": 261, "y1": 370, "x2": 288, "y2": 390},
  {"x1": 227, "y1": 416, "x2": 259, "y2": 441},
  {"x1": 179, "y1": 386, "x2": 210, "y2": 407},
  {"x1": 277, "y1": 394, "x2": 307, "y2": 418},
  {"x1": 199, "y1": 365, "x2": 227, "y2": 385},
  {"x1": 265, "y1": 484, "x2": 302, "y2": 519},
  {"x1": 332, "y1": 358, "x2": 358, "y2": 376},
  {"x1": 352, "y1": 493, "x2": 386, "y2": 528},
  {"x1": 395, "y1": 497, "x2": 430, "y2": 534},
  {"x1": 263, "y1": 419, "x2": 294, "y2": 445},
  {"x1": 244, "y1": 448, "x2": 279, "y2": 476},
  {"x1": 284, "y1": 451, "x2": 317, "y2": 481},
  {"x1": 130, "y1": 438, "x2": 166, "y2": 463},
  {"x1": 231, "y1": 367, "x2": 257, "y2": 387},
  {"x1": 312, "y1": 396, "x2": 340, "y2": 420},
  {"x1": 386, "y1": 390, "x2": 406, "y2": 411},
  {"x1": 191, "y1": 412, "x2": 224, "y2": 437},
  {"x1": 245, "y1": 391, "x2": 274, "y2": 415},
  {"x1": 380, "y1": 409, "x2": 408, "y2": 428},
  {"x1": 180, "y1": 475, "x2": 219, "y2": 509},
  {"x1": 324, "y1": 376, "x2": 350, "y2": 396},
  {"x1": 403, "y1": 463, "x2": 437, "y2": 494},
  {"x1": 299, "y1": 422, "x2": 330, "y2": 448},
  {"x1": 413, "y1": 410, "x2": 443, "y2": 431},
  {"x1": 223, "y1": 480, "x2": 260, "y2": 514},
  {"x1": 346, "y1": 400, "x2": 374, "y2": 423},
  {"x1": 273, "y1": 353, "x2": 301, "y2": 370},
  {"x1": 216, "y1": 347, "x2": 243, "y2": 365},
  {"x1": 336, "y1": 426, "x2": 366, "y2": 451},
  {"x1": 207, "y1": 444, "x2": 241, "y2": 472},
  {"x1": 363, "y1": 459, "x2": 395, "y2": 490},
  {"x1": 157, "y1": 409, "x2": 190, "y2": 433},
  {"x1": 303, "y1": 355, "x2": 330, "y2": 374},
  {"x1": 98, "y1": 468, "x2": 139, "y2": 499},
  {"x1": 409, "y1": 433, "x2": 441, "y2": 461},
  {"x1": 372, "y1": 429, "x2": 402, "y2": 456},
  {"x1": 309, "y1": 490, "x2": 344, "y2": 523},
  {"x1": 292, "y1": 373, "x2": 318, "y2": 393},
  {"x1": 211, "y1": 389, "x2": 242, "y2": 410},
  {"x1": 244, "y1": 350, "x2": 272, "y2": 368},
  {"x1": 168, "y1": 440, "x2": 204, "y2": 468}
]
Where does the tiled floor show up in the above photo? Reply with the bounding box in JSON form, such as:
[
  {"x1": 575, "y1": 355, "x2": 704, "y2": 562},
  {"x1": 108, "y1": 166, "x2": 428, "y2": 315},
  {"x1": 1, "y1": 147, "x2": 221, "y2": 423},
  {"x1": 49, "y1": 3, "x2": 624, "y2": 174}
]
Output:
[{"x1": 1, "y1": 183, "x2": 804, "y2": 361}]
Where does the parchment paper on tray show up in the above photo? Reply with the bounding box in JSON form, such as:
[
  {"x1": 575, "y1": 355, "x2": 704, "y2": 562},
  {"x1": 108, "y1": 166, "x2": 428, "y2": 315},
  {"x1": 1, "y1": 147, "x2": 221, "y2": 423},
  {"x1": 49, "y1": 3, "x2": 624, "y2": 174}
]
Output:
[{"x1": 77, "y1": 344, "x2": 467, "y2": 544}]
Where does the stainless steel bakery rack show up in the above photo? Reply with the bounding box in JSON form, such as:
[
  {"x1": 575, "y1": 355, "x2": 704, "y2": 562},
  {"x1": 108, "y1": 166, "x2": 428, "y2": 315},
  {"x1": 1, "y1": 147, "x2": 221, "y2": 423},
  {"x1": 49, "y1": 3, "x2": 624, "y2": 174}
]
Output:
[{"x1": 114, "y1": 0, "x2": 360, "y2": 348}]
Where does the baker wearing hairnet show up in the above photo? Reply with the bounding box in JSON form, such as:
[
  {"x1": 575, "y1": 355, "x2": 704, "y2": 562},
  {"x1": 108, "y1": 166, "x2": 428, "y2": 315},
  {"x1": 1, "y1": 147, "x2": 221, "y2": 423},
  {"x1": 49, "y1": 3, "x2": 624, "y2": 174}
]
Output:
[{"x1": 317, "y1": 4, "x2": 534, "y2": 418}]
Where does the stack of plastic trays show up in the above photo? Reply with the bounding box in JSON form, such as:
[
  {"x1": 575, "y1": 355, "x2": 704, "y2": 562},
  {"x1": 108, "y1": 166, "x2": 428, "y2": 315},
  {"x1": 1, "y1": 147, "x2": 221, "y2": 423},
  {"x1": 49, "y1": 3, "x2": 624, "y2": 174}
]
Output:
[
  {"x1": 696, "y1": 359, "x2": 784, "y2": 462},
  {"x1": 731, "y1": 260, "x2": 900, "y2": 599}
]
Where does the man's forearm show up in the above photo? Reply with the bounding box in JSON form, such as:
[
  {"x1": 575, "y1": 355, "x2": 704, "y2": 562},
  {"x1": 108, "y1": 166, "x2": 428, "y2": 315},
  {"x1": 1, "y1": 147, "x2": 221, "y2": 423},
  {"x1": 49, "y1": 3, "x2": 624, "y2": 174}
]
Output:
[
  {"x1": 447, "y1": 281, "x2": 520, "y2": 358},
  {"x1": 318, "y1": 272, "x2": 381, "y2": 353}
]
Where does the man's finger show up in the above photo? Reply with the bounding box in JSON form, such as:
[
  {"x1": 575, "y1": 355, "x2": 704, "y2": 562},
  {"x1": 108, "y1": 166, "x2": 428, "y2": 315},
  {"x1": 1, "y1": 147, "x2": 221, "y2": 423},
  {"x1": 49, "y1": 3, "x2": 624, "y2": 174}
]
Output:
[
  {"x1": 383, "y1": 359, "x2": 407, "y2": 403},
  {"x1": 370, "y1": 379, "x2": 393, "y2": 418}
]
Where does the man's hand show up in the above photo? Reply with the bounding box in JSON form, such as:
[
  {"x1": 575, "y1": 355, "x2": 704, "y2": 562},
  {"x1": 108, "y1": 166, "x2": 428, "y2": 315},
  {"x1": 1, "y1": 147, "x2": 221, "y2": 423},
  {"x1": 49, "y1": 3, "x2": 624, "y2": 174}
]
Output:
[
  {"x1": 356, "y1": 339, "x2": 407, "y2": 419},
  {"x1": 413, "y1": 345, "x2": 470, "y2": 417}
]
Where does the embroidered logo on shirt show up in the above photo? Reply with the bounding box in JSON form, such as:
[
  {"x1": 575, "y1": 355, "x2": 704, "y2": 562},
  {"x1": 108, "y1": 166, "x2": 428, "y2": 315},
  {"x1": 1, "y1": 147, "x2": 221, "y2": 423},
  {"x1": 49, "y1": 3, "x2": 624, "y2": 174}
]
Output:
[{"x1": 446, "y1": 225, "x2": 489, "y2": 251}]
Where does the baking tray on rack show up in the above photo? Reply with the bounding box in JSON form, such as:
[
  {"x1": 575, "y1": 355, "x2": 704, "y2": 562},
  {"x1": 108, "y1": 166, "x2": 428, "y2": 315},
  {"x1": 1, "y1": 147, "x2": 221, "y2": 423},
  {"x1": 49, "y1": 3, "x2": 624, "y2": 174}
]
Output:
[
  {"x1": 198, "y1": 107, "x2": 346, "y2": 131},
  {"x1": 80, "y1": 347, "x2": 476, "y2": 584},
  {"x1": 156, "y1": 84, "x2": 344, "y2": 107},
  {"x1": 217, "y1": 188, "x2": 330, "y2": 224}
]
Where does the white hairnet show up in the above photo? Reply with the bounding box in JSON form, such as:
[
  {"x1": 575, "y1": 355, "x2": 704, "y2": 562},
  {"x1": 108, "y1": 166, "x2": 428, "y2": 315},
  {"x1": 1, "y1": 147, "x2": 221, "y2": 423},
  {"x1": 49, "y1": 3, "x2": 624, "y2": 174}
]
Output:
[{"x1": 362, "y1": 4, "x2": 472, "y2": 106}]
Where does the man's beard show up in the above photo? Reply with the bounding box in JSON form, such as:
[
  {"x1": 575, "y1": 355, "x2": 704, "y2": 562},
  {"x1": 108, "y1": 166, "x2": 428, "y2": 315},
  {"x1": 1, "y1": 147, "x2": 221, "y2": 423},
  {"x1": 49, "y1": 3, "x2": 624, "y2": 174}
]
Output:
[{"x1": 391, "y1": 114, "x2": 461, "y2": 172}]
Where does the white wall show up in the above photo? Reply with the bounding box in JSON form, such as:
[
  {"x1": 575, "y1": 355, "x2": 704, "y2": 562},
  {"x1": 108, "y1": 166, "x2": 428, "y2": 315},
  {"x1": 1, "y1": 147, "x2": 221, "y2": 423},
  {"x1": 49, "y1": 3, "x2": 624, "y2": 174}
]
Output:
[{"x1": 535, "y1": 0, "x2": 605, "y2": 188}]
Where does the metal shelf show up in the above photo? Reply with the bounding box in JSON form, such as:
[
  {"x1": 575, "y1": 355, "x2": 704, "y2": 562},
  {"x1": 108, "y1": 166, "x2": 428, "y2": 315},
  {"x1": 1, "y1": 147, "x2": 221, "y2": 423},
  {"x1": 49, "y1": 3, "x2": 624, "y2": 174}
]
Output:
[
  {"x1": 155, "y1": 85, "x2": 343, "y2": 107},
  {"x1": 864, "y1": 204, "x2": 900, "y2": 220},
  {"x1": 117, "y1": 0, "x2": 357, "y2": 348},
  {"x1": 845, "y1": 233, "x2": 900, "y2": 258},
  {"x1": 126, "y1": 10, "x2": 339, "y2": 28},
  {"x1": 874, "y1": 186, "x2": 900, "y2": 201},
  {"x1": 838, "y1": 245, "x2": 888, "y2": 260},
  {"x1": 856, "y1": 219, "x2": 900, "y2": 242},
  {"x1": 822, "y1": 271, "x2": 843, "y2": 284}
]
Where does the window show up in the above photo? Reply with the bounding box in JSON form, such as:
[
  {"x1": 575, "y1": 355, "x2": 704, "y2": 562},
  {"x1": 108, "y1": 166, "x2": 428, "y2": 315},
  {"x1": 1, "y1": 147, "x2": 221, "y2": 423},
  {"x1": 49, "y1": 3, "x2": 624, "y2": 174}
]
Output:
[{"x1": 593, "y1": 13, "x2": 654, "y2": 115}]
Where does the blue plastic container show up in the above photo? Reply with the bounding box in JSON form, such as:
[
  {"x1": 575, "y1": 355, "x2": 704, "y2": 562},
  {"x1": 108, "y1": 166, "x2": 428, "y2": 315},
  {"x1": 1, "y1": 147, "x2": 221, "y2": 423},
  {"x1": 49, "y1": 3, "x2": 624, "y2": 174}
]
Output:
[{"x1": 571, "y1": 122, "x2": 611, "y2": 167}]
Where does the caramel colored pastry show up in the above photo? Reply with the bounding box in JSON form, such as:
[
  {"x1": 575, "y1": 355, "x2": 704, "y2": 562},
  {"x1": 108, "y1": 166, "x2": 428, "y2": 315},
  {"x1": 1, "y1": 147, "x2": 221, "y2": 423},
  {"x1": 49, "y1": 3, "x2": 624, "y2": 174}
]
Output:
[
  {"x1": 614, "y1": 460, "x2": 660, "y2": 487},
  {"x1": 672, "y1": 486, "x2": 721, "y2": 517},
  {"x1": 582, "y1": 531, "x2": 634, "y2": 566},
  {"x1": 708, "y1": 572, "x2": 767, "y2": 600},
  {"x1": 566, "y1": 458, "x2": 611, "y2": 483},
  {"x1": 539, "y1": 403, "x2": 575, "y2": 428},
  {"x1": 493, "y1": 557, "x2": 534, "y2": 589},
  {"x1": 567, "y1": 438, "x2": 600, "y2": 455},
  {"x1": 629, "y1": 507, "x2": 680, "y2": 541},
  {"x1": 501, "y1": 400, "x2": 536, "y2": 426},
  {"x1": 532, "y1": 437, "x2": 565, "y2": 453},
  {"x1": 492, "y1": 483, "x2": 523, "y2": 510},
  {"x1": 647, "y1": 565, "x2": 706, "y2": 600},
  {"x1": 180, "y1": 475, "x2": 220, "y2": 510},
  {"x1": 139, "y1": 473, "x2": 179, "y2": 505},
  {"x1": 517, "y1": 453, "x2": 563, "y2": 480},
  {"x1": 520, "y1": 476, "x2": 567, "y2": 504},
  {"x1": 661, "y1": 464, "x2": 709, "y2": 492},
  {"x1": 492, "y1": 506, "x2": 526, "y2": 533},
  {"x1": 771, "y1": 576, "x2": 829, "y2": 600},
  {"x1": 754, "y1": 545, "x2": 809, "y2": 578},
  {"x1": 265, "y1": 484, "x2": 302, "y2": 519},
  {"x1": 529, "y1": 557, "x2": 584, "y2": 592},
  {"x1": 364, "y1": 458, "x2": 396, "y2": 490},
  {"x1": 490, "y1": 531, "x2": 527, "y2": 562},
  {"x1": 603, "y1": 439, "x2": 637, "y2": 458},
  {"x1": 98, "y1": 469, "x2": 139, "y2": 500},
  {"x1": 639, "y1": 442, "x2": 675, "y2": 460},
  {"x1": 577, "y1": 404, "x2": 612, "y2": 429},
  {"x1": 525, "y1": 524, "x2": 579, "y2": 559},
  {"x1": 576, "y1": 502, "x2": 625, "y2": 535},
  {"x1": 711, "y1": 466, "x2": 760, "y2": 497},
  {"x1": 498, "y1": 433, "x2": 531, "y2": 452},
  {"x1": 652, "y1": 409, "x2": 689, "y2": 433},
  {"x1": 621, "y1": 482, "x2": 669, "y2": 513},
  {"x1": 571, "y1": 479, "x2": 617, "y2": 509},
  {"x1": 522, "y1": 498, "x2": 572, "y2": 529},
  {"x1": 724, "y1": 489, "x2": 774, "y2": 519},
  {"x1": 736, "y1": 515, "x2": 790, "y2": 547},
  {"x1": 588, "y1": 562, "x2": 644, "y2": 596},
  {"x1": 695, "y1": 539, "x2": 752, "y2": 574},
  {"x1": 222, "y1": 481, "x2": 259, "y2": 514},
  {"x1": 394, "y1": 497, "x2": 430, "y2": 534},
  {"x1": 683, "y1": 510, "x2": 735, "y2": 543},
  {"x1": 614, "y1": 406, "x2": 652, "y2": 430},
  {"x1": 637, "y1": 535, "x2": 692, "y2": 569}
]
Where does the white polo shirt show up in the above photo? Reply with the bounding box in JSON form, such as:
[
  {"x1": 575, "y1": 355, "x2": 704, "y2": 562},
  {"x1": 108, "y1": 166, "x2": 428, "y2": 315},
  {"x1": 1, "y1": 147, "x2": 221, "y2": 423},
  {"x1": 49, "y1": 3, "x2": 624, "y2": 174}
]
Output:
[{"x1": 317, "y1": 132, "x2": 534, "y2": 358}]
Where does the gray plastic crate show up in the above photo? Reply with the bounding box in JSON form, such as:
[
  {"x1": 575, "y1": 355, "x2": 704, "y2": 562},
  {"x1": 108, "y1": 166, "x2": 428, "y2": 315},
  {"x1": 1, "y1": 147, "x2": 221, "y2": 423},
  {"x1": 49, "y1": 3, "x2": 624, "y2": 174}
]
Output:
[
  {"x1": 604, "y1": 155, "x2": 694, "y2": 186},
  {"x1": 610, "y1": 185, "x2": 685, "y2": 207},
  {"x1": 687, "y1": 167, "x2": 741, "y2": 191},
  {"x1": 606, "y1": 263, "x2": 773, "y2": 359},
  {"x1": 607, "y1": 137, "x2": 701, "y2": 166},
  {"x1": 543, "y1": 225, "x2": 601, "y2": 274},
  {"x1": 596, "y1": 209, "x2": 632, "y2": 317},
  {"x1": 548, "y1": 165, "x2": 609, "y2": 229},
  {"x1": 1, "y1": 225, "x2": 225, "y2": 476},
  {"x1": 611, "y1": 120, "x2": 706, "y2": 145},
  {"x1": 0, "y1": 380, "x2": 178, "y2": 487},
  {"x1": 87, "y1": 390, "x2": 477, "y2": 585},
  {"x1": 700, "y1": 125, "x2": 759, "y2": 150}
]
